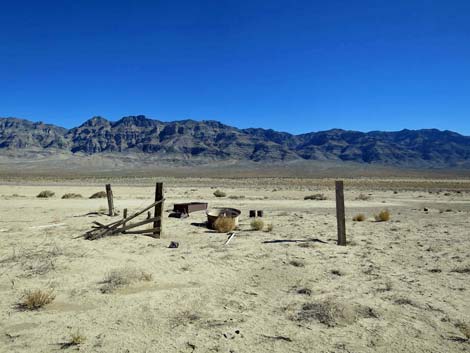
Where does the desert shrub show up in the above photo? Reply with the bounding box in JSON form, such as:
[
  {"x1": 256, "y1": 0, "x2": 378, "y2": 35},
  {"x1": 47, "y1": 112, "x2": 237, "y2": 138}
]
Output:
[
  {"x1": 37, "y1": 190, "x2": 55, "y2": 198},
  {"x1": 355, "y1": 193, "x2": 371, "y2": 201},
  {"x1": 290, "y1": 260, "x2": 305, "y2": 267},
  {"x1": 100, "y1": 268, "x2": 152, "y2": 293},
  {"x1": 0, "y1": 245, "x2": 65, "y2": 277},
  {"x1": 61, "y1": 331, "x2": 86, "y2": 348},
  {"x1": 295, "y1": 300, "x2": 377, "y2": 327},
  {"x1": 375, "y1": 209, "x2": 391, "y2": 222},
  {"x1": 171, "y1": 310, "x2": 201, "y2": 328},
  {"x1": 61, "y1": 193, "x2": 83, "y2": 199},
  {"x1": 304, "y1": 193, "x2": 327, "y2": 201},
  {"x1": 250, "y1": 218, "x2": 264, "y2": 231},
  {"x1": 352, "y1": 214, "x2": 366, "y2": 222},
  {"x1": 19, "y1": 289, "x2": 55, "y2": 310},
  {"x1": 213, "y1": 216, "x2": 236, "y2": 233},
  {"x1": 213, "y1": 190, "x2": 226, "y2": 198},
  {"x1": 90, "y1": 191, "x2": 107, "y2": 199},
  {"x1": 394, "y1": 298, "x2": 416, "y2": 306},
  {"x1": 451, "y1": 265, "x2": 470, "y2": 274},
  {"x1": 228, "y1": 195, "x2": 245, "y2": 199},
  {"x1": 266, "y1": 223, "x2": 274, "y2": 232}
]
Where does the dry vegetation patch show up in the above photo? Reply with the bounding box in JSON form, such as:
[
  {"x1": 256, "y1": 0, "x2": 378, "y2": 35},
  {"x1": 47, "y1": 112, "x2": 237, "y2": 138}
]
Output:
[
  {"x1": 213, "y1": 216, "x2": 236, "y2": 232},
  {"x1": 89, "y1": 191, "x2": 107, "y2": 199},
  {"x1": 61, "y1": 193, "x2": 83, "y2": 199},
  {"x1": 355, "y1": 193, "x2": 371, "y2": 201},
  {"x1": 250, "y1": 218, "x2": 264, "y2": 231},
  {"x1": 304, "y1": 193, "x2": 327, "y2": 201},
  {"x1": 0, "y1": 245, "x2": 65, "y2": 277},
  {"x1": 213, "y1": 190, "x2": 226, "y2": 197},
  {"x1": 18, "y1": 289, "x2": 55, "y2": 310},
  {"x1": 294, "y1": 300, "x2": 378, "y2": 327},
  {"x1": 100, "y1": 268, "x2": 153, "y2": 293},
  {"x1": 353, "y1": 214, "x2": 366, "y2": 222},
  {"x1": 60, "y1": 331, "x2": 86, "y2": 349},
  {"x1": 37, "y1": 190, "x2": 55, "y2": 198},
  {"x1": 451, "y1": 265, "x2": 470, "y2": 274},
  {"x1": 375, "y1": 209, "x2": 391, "y2": 222}
]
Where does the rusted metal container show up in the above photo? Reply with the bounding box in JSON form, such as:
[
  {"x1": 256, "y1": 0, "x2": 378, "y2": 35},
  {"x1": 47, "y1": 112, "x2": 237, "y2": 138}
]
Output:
[
  {"x1": 173, "y1": 202, "x2": 208, "y2": 215},
  {"x1": 207, "y1": 208, "x2": 241, "y2": 229}
]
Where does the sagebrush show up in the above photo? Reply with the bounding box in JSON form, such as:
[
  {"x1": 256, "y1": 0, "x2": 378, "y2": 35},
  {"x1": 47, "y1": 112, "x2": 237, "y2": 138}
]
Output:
[
  {"x1": 353, "y1": 214, "x2": 366, "y2": 222},
  {"x1": 251, "y1": 218, "x2": 264, "y2": 231},
  {"x1": 90, "y1": 191, "x2": 107, "y2": 199},
  {"x1": 213, "y1": 190, "x2": 226, "y2": 198},
  {"x1": 375, "y1": 209, "x2": 391, "y2": 222},
  {"x1": 37, "y1": 190, "x2": 55, "y2": 198},
  {"x1": 62, "y1": 193, "x2": 83, "y2": 199}
]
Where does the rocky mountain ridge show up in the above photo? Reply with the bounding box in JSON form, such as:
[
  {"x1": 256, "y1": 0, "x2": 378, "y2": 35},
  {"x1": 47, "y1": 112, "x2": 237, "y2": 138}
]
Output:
[{"x1": 1, "y1": 115, "x2": 469, "y2": 168}]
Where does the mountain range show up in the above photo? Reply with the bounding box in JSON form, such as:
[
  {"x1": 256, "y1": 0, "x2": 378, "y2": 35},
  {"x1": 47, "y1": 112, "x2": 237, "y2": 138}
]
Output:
[{"x1": 1, "y1": 115, "x2": 469, "y2": 168}]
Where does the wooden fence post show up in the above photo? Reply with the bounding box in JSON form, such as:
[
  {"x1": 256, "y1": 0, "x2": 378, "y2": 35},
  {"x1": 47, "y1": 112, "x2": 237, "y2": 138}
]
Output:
[
  {"x1": 153, "y1": 182, "x2": 164, "y2": 238},
  {"x1": 335, "y1": 180, "x2": 346, "y2": 246},
  {"x1": 123, "y1": 208, "x2": 128, "y2": 227},
  {"x1": 105, "y1": 184, "x2": 114, "y2": 216}
]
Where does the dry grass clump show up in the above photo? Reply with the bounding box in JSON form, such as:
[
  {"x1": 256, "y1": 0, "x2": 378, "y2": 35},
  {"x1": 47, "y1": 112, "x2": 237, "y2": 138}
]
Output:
[
  {"x1": 19, "y1": 289, "x2": 55, "y2": 310},
  {"x1": 37, "y1": 190, "x2": 55, "y2": 198},
  {"x1": 171, "y1": 310, "x2": 201, "y2": 328},
  {"x1": 451, "y1": 265, "x2": 470, "y2": 274},
  {"x1": 61, "y1": 331, "x2": 86, "y2": 348},
  {"x1": 61, "y1": 193, "x2": 83, "y2": 199},
  {"x1": 266, "y1": 223, "x2": 274, "y2": 232},
  {"x1": 213, "y1": 216, "x2": 236, "y2": 233},
  {"x1": 251, "y1": 218, "x2": 264, "y2": 231},
  {"x1": 456, "y1": 322, "x2": 470, "y2": 340},
  {"x1": 290, "y1": 260, "x2": 305, "y2": 267},
  {"x1": 100, "y1": 268, "x2": 153, "y2": 293},
  {"x1": 353, "y1": 214, "x2": 366, "y2": 222},
  {"x1": 90, "y1": 191, "x2": 107, "y2": 199},
  {"x1": 355, "y1": 193, "x2": 371, "y2": 201},
  {"x1": 375, "y1": 209, "x2": 391, "y2": 222},
  {"x1": 213, "y1": 190, "x2": 226, "y2": 198},
  {"x1": 304, "y1": 193, "x2": 327, "y2": 201},
  {"x1": 295, "y1": 300, "x2": 378, "y2": 327},
  {"x1": 0, "y1": 245, "x2": 64, "y2": 277}
]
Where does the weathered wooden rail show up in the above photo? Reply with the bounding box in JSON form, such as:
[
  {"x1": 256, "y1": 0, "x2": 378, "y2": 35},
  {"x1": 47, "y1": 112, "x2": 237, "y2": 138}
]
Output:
[{"x1": 84, "y1": 182, "x2": 165, "y2": 240}]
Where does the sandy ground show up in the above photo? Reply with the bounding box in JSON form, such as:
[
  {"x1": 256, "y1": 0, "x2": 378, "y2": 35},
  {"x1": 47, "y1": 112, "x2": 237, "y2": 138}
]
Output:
[{"x1": 0, "y1": 178, "x2": 469, "y2": 353}]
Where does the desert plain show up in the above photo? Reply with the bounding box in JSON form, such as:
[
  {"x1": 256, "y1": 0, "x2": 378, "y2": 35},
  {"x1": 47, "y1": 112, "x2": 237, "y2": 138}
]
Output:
[{"x1": 0, "y1": 176, "x2": 469, "y2": 353}]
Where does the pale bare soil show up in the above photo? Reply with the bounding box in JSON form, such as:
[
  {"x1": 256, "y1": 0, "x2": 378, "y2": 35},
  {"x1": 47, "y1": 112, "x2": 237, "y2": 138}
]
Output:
[{"x1": 0, "y1": 178, "x2": 469, "y2": 353}]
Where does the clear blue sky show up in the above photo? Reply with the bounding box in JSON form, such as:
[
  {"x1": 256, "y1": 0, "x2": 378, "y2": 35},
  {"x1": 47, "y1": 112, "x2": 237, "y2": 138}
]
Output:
[{"x1": 1, "y1": 0, "x2": 469, "y2": 135}]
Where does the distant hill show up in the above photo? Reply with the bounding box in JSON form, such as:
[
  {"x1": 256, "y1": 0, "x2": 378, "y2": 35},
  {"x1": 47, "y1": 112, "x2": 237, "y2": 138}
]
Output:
[{"x1": 1, "y1": 115, "x2": 470, "y2": 168}]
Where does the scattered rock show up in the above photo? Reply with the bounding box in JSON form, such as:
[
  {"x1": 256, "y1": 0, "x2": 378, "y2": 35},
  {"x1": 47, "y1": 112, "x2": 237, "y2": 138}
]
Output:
[{"x1": 169, "y1": 241, "x2": 179, "y2": 248}]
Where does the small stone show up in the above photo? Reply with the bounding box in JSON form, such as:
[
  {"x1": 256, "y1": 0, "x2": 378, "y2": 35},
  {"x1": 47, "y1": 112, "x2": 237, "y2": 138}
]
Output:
[{"x1": 169, "y1": 241, "x2": 179, "y2": 248}]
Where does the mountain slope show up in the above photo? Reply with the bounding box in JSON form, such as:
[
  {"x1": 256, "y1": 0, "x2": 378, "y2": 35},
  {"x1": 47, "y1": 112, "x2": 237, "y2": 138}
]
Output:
[{"x1": 1, "y1": 115, "x2": 469, "y2": 168}]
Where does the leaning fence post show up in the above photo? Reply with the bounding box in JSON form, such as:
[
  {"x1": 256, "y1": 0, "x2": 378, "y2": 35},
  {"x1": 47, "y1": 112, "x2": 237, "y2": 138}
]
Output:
[
  {"x1": 105, "y1": 184, "x2": 114, "y2": 216},
  {"x1": 153, "y1": 182, "x2": 164, "y2": 238},
  {"x1": 335, "y1": 180, "x2": 346, "y2": 246}
]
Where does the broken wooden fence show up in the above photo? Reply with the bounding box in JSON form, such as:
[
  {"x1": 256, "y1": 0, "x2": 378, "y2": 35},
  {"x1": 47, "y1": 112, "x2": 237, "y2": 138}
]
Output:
[{"x1": 84, "y1": 182, "x2": 165, "y2": 240}]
